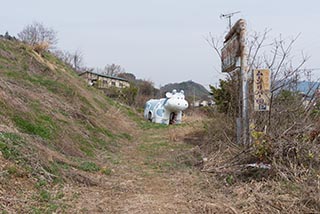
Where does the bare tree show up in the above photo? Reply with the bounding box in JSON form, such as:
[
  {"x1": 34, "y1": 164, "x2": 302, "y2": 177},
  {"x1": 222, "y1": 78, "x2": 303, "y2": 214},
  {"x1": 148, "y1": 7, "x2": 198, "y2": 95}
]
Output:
[
  {"x1": 242, "y1": 32, "x2": 310, "y2": 130},
  {"x1": 54, "y1": 49, "x2": 84, "y2": 73},
  {"x1": 117, "y1": 72, "x2": 136, "y2": 82},
  {"x1": 54, "y1": 50, "x2": 73, "y2": 65},
  {"x1": 101, "y1": 64, "x2": 125, "y2": 77},
  {"x1": 18, "y1": 22, "x2": 57, "y2": 49},
  {"x1": 72, "y1": 50, "x2": 84, "y2": 72}
]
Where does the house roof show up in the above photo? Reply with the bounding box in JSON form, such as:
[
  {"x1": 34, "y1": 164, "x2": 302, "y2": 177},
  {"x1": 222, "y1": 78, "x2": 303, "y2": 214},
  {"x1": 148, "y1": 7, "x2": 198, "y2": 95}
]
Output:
[{"x1": 79, "y1": 71, "x2": 129, "y2": 82}]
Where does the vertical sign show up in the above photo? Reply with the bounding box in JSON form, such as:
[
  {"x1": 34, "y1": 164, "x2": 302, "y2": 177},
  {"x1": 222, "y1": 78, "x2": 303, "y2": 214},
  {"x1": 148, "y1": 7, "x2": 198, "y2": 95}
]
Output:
[{"x1": 253, "y1": 69, "x2": 271, "y2": 111}]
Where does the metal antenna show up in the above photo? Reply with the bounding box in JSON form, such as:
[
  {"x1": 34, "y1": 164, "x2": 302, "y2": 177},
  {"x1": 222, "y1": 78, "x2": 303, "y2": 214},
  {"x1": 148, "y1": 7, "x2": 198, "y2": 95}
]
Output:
[{"x1": 220, "y1": 11, "x2": 241, "y2": 29}]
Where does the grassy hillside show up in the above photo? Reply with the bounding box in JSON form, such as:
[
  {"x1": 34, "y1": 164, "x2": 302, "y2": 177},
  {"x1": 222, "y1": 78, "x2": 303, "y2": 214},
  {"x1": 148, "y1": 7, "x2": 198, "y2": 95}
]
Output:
[{"x1": 0, "y1": 38, "x2": 140, "y2": 212}]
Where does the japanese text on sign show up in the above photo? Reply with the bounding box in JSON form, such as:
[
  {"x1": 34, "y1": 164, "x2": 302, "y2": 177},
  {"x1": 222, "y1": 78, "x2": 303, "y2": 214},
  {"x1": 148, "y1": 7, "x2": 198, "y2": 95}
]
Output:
[{"x1": 253, "y1": 69, "x2": 271, "y2": 111}]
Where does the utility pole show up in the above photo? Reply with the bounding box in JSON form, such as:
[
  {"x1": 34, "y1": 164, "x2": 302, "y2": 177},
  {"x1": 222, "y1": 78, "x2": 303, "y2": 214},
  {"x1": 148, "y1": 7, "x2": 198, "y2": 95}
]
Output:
[{"x1": 220, "y1": 11, "x2": 241, "y2": 29}]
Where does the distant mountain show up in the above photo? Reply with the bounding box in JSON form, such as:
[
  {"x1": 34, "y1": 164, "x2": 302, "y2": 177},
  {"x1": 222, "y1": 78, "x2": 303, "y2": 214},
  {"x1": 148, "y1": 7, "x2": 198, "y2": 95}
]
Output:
[{"x1": 160, "y1": 80, "x2": 210, "y2": 99}]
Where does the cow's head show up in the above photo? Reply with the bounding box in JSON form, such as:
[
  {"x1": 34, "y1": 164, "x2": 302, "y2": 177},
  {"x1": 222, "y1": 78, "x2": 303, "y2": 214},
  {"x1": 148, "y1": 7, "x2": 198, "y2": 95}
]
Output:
[{"x1": 164, "y1": 89, "x2": 188, "y2": 111}]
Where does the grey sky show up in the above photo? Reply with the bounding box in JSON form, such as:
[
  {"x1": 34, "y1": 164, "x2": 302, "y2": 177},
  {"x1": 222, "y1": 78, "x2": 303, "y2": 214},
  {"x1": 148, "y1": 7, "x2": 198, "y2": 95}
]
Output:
[{"x1": 1, "y1": 0, "x2": 320, "y2": 88}]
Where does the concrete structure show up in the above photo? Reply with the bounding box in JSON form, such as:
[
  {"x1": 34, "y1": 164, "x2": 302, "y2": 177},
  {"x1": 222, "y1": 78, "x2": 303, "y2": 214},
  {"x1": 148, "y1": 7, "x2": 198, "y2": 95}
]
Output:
[
  {"x1": 79, "y1": 71, "x2": 130, "y2": 89},
  {"x1": 144, "y1": 89, "x2": 188, "y2": 125}
]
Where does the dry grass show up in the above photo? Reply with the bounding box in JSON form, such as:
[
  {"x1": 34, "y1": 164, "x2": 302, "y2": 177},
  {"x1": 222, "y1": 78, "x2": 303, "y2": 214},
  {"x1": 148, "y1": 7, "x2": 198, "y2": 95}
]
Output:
[
  {"x1": 32, "y1": 42, "x2": 49, "y2": 54},
  {"x1": 199, "y1": 110, "x2": 320, "y2": 213}
]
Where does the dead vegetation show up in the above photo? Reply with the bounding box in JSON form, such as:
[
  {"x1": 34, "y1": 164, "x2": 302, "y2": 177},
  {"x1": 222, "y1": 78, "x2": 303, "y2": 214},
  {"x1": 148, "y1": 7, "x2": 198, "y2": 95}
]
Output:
[
  {"x1": 197, "y1": 101, "x2": 320, "y2": 213},
  {"x1": 198, "y1": 29, "x2": 320, "y2": 213}
]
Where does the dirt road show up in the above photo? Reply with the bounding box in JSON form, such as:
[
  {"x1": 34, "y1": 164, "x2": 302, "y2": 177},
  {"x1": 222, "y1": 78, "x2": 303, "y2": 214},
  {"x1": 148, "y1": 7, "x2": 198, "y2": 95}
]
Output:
[{"x1": 61, "y1": 116, "x2": 235, "y2": 213}]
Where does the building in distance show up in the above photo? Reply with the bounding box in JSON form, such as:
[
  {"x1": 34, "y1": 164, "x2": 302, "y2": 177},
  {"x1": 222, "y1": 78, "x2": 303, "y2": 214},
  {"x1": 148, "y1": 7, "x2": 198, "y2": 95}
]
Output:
[{"x1": 79, "y1": 71, "x2": 130, "y2": 89}]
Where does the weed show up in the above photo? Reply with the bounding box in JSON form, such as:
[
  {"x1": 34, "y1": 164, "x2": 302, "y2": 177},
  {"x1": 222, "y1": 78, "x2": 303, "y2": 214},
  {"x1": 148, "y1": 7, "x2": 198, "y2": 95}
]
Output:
[
  {"x1": 55, "y1": 192, "x2": 65, "y2": 200},
  {"x1": 35, "y1": 180, "x2": 48, "y2": 189},
  {"x1": 90, "y1": 136, "x2": 118, "y2": 152},
  {"x1": 104, "y1": 95, "x2": 117, "y2": 106},
  {"x1": 22, "y1": 62, "x2": 29, "y2": 71},
  {"x1": 0, "y1": 132, "x2": 23, "y2": 160},
  {"x1": 5, "y1": 70, "x2": 74, "y2": 97},
  {"x1": 86, "y1": 125, "x2": 115, "y2": 139},
  {"x1": 30, "y1": 75, "x2": 74, "y2": 97},
  {"x1": 139, "y1": 141, "x2": 170, "y2": 154},
  {"x1": 225, "y1": 175, "x2": 234, "y2": 185},
  {"x1": 140, "y1": 121, "x2": 168, "y2": 130},
  {"x1": 78, "y1": 161, "x2": 101, "y2": 172},
  {"x1": 79, "y1": 96, "x2": 94, "y2": 109},
  {"x1": 13, "y1": 115, "x2": 55, "y2": 139},
  {"x1": 143, "y1": 158, "x2": 178, "y2": 173},
  {"x1": 0, "y1": 99, "x2": 9, "y2": 115},
  {"x1": 39, "y1": 190, "x2": 51, "y2": 202},
  {"x1": 117, "y1": 133, "x2": 133, "y2": 140},
  {"x1": 105, "y1": 154, "x2": 121, "y2": 164},
  {"x1": 30, "y1": 207, "x2": 42, "y2": 214},
  {"x1": 0, "y1": 141, "x2": 20, "y2": 160},
  {"x1": 79, "y1": 141, "x2": 95, "y2": 157},
  {"x1": 4, "y1": 71, "x2": 21, "y2": 79},
  {"x1": 55, "y1": 161, "x2": 70, "y2": 170},
  {"x1": 110, "y1": 158, "x2": 121, "y2": 164},
  {"x1": 28, "y1": 100, "x2": 41, "y2": 111},
  {"x1": 93, "y1": 97, "x2": 108, "y2": 110},
  {"x1": 42, "y1": 163, "x2": 65, "y2": 184},
  {"x1": 72, "y1": 192, "x2": 81, "y2": 200},
  {"x1": 101, "y1": 168, "x2": 112, "y2": 175},
  {"x1": 47, "y1": 204, "x2": 59, "y2": 213},
  {"x1": 6, "y1": 166, "x2": 18, "y2": 175}
]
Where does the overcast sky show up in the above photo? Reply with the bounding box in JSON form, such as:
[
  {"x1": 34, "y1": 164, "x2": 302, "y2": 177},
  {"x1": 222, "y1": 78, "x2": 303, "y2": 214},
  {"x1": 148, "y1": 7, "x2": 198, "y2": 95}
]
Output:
[{"x1": 1, "y1": 0, "x2": 320, "y2": 88}]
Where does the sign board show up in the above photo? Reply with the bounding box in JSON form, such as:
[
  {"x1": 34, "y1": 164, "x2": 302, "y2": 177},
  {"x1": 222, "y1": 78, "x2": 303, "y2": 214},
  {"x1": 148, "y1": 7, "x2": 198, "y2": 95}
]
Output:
[
  {"x1": 253, "y1": 69, "x2": 271, "y2": 111},
  {"x1": 221, "y1": 34, "x2": 240, "y2": 72}
]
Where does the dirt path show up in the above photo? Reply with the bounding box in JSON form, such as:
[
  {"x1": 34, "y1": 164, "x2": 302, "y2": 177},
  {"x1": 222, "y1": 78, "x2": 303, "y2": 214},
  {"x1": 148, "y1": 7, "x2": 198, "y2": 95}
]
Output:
[{"x1": 61, "y1": 116, "x2": 227, "y2": 213}]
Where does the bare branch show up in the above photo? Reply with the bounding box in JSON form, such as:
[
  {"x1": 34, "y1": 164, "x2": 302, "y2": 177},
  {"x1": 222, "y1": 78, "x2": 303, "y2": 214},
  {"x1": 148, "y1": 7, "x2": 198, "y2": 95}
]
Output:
[{"x1": 205, "y1": 33, "x2": 223, "y2": 60}]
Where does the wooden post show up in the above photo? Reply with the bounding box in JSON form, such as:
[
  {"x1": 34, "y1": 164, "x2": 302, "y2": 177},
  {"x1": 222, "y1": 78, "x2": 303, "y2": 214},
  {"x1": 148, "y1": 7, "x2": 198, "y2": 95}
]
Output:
[
  {"x1": 222, "y1": 19, "x2": 250, "y2": 144},
  {"x1": 239, "y1": 20, "x2": 249, "y2": 144}
]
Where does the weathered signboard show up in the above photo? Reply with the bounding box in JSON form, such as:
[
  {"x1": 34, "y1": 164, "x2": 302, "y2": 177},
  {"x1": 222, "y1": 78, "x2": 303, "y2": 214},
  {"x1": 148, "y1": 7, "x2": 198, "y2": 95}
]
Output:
[
  {"x1": 221, "y1": 34, "x2": 240, "y2": 73},
  {"x1": 253, "y1": 69, "x2": 271, "y2": 111}
]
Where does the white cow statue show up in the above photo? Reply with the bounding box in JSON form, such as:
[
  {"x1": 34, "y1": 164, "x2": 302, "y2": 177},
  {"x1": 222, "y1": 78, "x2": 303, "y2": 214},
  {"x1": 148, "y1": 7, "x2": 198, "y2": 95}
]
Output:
[{"x1": 144, "y1": 89, "x2": 189, "y2": 125}]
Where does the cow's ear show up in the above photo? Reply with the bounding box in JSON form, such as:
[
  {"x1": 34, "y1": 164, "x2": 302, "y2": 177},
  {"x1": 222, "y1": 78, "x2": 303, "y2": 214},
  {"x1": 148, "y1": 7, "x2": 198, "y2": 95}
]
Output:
[{"x1": 166, "y1": 92, "x2": 172, "y2": 98}]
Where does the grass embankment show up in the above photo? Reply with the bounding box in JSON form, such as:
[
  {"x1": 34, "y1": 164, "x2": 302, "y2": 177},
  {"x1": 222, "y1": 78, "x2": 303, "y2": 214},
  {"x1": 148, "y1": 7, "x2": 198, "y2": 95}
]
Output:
[{"x1": 0, "y1": 38, "x2": 137, "y2": 212}]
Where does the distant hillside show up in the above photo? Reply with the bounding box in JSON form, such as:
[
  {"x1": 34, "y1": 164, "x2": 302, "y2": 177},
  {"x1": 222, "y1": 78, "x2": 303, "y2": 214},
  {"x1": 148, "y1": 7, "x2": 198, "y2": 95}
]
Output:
[{"x1": 161, "y1": 80, "x2": 210, "y2": 99}]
